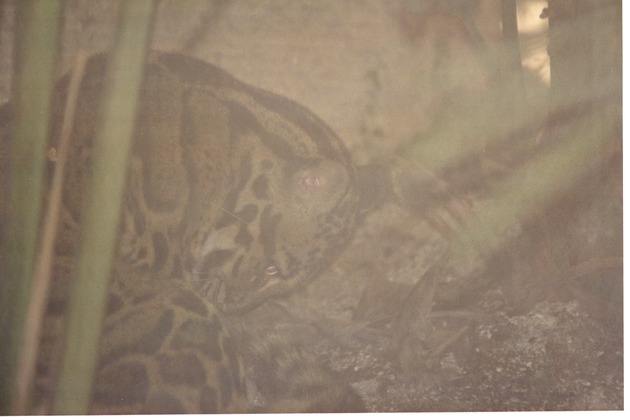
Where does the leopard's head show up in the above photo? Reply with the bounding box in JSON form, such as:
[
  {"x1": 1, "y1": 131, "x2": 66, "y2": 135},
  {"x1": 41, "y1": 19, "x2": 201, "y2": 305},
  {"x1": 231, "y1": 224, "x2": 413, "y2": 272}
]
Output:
[{"x1": 132, "y1": 53, "x2": 364, "y2": 313}]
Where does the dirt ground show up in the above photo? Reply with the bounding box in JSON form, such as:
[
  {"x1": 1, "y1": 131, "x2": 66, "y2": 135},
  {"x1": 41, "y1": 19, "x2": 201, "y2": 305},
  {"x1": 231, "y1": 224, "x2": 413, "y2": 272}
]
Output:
[
  {"x1": 241, "y1": 168, "x2": 623, "y2": 411},
  {"x1": 0, "y1": 0, "x2": 623, "y2": 412}
]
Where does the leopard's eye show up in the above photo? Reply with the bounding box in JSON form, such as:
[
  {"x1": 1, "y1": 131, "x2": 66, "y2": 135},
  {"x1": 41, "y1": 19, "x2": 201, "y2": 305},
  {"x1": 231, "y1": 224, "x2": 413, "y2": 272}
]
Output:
[{"x1": 264, "y1": 265, "x2": 279, "y2": 276}]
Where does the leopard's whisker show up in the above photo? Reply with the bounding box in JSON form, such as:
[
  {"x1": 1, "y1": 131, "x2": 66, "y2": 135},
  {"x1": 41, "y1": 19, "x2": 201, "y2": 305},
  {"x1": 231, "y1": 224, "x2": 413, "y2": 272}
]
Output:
[{"x1": 215, "y1": 204, "x2": 250, "y2": 225}]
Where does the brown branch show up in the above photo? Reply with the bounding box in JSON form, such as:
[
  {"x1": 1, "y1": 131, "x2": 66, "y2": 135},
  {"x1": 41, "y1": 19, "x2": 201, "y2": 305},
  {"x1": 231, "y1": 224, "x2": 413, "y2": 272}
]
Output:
[
  {"x1": 12, "y1": 51, "x2": 89, "y2": 415},
  {"x1": 567, "y1": 257, "x2": 623, "y2": 281}
]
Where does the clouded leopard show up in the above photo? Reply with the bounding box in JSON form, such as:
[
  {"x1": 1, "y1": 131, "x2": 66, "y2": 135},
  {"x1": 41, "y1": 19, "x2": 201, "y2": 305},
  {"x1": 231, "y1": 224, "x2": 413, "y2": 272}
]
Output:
[{"x1": 1, "y1": 51, "x2": 378, "y2": 413}]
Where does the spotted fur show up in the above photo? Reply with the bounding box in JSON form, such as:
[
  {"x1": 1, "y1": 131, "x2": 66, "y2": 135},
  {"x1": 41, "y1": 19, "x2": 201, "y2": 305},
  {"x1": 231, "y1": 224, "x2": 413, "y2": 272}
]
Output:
[{"x1": 2, "y1": 51, "x2": 368, "y2": 413}]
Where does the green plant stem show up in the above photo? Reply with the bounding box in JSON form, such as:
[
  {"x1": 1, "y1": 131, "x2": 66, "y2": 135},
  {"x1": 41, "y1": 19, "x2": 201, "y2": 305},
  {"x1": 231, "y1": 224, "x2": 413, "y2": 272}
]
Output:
[
  {"x1": 0, "y1": 0, "x2": 61, "y2": 413},
  {"x1": 52, "y1": 1, "x2": 155, "y2": 414}
]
